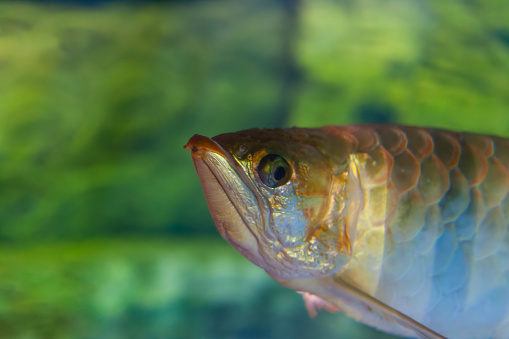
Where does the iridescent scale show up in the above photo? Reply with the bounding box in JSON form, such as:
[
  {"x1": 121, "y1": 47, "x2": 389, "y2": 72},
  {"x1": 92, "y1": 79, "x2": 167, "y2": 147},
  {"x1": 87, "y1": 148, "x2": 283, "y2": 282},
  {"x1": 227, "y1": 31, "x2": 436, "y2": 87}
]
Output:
[{"x1": 337, "y1": 125, "x2": 509, "y2": 338}]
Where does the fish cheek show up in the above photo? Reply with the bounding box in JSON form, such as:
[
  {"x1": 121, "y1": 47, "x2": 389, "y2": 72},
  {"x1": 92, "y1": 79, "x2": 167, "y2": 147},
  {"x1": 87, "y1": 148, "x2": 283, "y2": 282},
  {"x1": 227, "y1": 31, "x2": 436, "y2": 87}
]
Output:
[
  {"x1": 261, "y1": 185, "x2": 307, "y2": 246},
  {"x1": 293, "y1": 163, "x2": 334, "y2": 225}
]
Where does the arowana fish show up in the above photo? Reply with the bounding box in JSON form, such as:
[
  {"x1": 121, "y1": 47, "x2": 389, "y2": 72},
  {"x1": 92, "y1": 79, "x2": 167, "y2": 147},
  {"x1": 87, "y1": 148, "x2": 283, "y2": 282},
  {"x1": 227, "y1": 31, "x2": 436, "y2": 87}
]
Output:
[{"x1": 184, "y1": 124, "x2": 509, "y2": 339}]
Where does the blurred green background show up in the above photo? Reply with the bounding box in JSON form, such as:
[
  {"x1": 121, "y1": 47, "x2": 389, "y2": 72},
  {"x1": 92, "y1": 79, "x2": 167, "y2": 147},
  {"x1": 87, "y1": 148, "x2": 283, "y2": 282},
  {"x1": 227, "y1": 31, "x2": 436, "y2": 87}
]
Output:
[{"x1": 1, "y1": 0, "x2": 509, "y2": 338}]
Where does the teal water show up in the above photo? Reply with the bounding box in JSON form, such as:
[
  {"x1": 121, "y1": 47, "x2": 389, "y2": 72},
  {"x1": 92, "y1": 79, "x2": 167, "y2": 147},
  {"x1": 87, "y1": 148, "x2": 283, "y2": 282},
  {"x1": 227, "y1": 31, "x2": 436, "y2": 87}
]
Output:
[{"x1": 0, "y1": 239, "x2": 397, "y2": 338}]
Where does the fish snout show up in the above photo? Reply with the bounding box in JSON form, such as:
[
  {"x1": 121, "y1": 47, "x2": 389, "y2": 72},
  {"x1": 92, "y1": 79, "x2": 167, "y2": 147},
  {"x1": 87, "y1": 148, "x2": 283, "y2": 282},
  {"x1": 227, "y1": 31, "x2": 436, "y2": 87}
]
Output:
[{"x1": 184, "y1": 134, "x2": 228, "y2": 157}]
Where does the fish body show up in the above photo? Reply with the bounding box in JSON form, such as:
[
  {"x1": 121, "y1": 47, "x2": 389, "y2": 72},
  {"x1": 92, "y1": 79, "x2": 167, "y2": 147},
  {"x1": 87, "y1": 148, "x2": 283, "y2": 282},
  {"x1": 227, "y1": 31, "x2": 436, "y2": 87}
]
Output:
[{"x1": 185, "y1": 125, "x2": 509, "y2": 339}]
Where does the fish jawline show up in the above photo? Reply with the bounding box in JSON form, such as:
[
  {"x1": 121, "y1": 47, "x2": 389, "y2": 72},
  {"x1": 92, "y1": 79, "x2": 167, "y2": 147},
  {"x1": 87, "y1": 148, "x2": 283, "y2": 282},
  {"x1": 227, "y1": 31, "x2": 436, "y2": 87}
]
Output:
[{"x1": 191, "y1": 150, "x2": 269, "y2": 270}]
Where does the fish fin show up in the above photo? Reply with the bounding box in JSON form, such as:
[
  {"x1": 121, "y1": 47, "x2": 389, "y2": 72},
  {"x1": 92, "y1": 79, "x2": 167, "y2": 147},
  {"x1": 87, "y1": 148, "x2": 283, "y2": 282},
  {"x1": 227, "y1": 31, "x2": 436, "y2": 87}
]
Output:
[
  {"x1": 298, "y1": 291, "x2": 341, "y2": 318},
  {"x1": 332, "y1": 278, "x2": 446, "y2": 339}
]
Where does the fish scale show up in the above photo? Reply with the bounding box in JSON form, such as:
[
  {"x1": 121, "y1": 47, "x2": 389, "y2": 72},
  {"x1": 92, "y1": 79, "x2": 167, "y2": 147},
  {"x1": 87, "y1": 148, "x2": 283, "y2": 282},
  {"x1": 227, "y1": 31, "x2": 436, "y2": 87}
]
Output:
[
  {"x1": 186, "y1": 125, "x2": 509, "y2": 338},
  {"x1": 349, "y1": 125, "x2": 509, "y2": 338}
]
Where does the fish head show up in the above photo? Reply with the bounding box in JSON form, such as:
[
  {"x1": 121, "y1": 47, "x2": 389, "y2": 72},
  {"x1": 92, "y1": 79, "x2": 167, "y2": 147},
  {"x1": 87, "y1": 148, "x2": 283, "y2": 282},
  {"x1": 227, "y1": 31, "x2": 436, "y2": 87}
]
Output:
[{"x1": 185, "y1": 128, "x2": 357, "y2": 279}]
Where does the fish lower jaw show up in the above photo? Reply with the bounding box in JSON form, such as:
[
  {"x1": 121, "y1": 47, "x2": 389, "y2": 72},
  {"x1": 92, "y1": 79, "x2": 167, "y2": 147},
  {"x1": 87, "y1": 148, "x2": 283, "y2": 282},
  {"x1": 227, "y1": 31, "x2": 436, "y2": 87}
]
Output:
[{"x1": 192, "y1": 153, "x2": 285, "y2": 274}]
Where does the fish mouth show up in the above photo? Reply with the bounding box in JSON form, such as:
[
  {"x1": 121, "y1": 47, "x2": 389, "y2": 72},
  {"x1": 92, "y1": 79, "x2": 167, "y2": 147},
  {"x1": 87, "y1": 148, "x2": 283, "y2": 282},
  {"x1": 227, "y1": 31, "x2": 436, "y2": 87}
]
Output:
[{"x1": 185, "y1": 135, "x2": 268, "y2": 269}]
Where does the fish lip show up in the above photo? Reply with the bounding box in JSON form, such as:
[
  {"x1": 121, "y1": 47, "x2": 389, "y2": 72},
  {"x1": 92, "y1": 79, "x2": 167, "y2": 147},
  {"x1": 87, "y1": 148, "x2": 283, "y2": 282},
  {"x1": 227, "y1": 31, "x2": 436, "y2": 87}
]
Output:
[{"x1": 184, "y1": 134, "x2": 229, "y2": 157}]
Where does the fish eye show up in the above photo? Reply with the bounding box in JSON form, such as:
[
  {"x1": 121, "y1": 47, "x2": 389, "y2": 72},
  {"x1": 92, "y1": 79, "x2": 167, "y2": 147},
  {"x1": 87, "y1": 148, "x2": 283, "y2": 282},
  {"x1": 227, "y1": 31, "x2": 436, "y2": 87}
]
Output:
[{"x1": 257, "y1": 154, "x2": 292, "y2": 188}]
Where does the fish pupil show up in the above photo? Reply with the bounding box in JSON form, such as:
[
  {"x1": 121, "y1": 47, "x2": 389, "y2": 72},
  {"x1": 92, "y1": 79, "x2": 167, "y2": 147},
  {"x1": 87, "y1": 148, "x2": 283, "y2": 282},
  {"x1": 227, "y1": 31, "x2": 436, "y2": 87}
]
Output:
[{"x1": 274, "y1": 166, "x2": 286, "y2": 181}]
